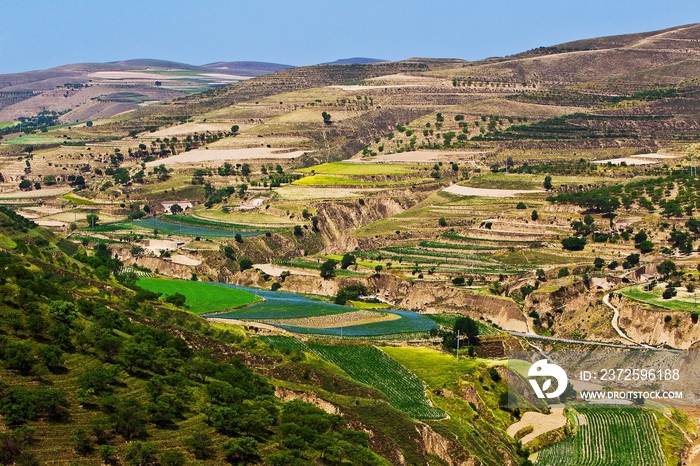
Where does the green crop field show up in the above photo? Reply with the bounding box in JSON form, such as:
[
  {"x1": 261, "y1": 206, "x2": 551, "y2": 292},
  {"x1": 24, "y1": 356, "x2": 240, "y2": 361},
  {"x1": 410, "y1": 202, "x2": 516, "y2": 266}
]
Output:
[
  {"x1": 418, "y1": 241, "x2": 502, "y2": 251},
  {"x1": 379, "y1": 346, "x2": 486, "y2": 388},
  {"x1": 167, "y1": 214, "x2": 270, "y2": 231},
  {"x1": 132, "y1": 218, "x2": 261, "y2": 238},
  {"x1": 349, "y1": 300, "x2": 393, "y2": 310},
  {"x1": 61, "y1": 193, "x2": 98, "y2": 205},
  {"x1": 307, "y1": 344, "x2": 446, "y2": 419},
  {"x1": 0, "y1": 121, "x2": 15, "y2": 129},
  {"x1": 2, "y1": 134, "x2": 87, "y2": 145},
  {"x1": 275, "y1": 310, "x2": 437, "y2": 337},
  {"x1": 263, "y1": 337, "x2": 445, "y2": 420},
  {"x1": 297, "y1": 162, "x2": 416, "y2": 175},
  {"x1": 490, "y1": 250, "x2": 576, "y2": 266},
  {"x1": 292, "y1": 175, "x2": 374, "y2": 186},
  {"x1": 620, "y1": 285, "x2": 700, "y2": 313},
  {"x1": 136, "y1": 278, "x2": 262, "y2": 314},
  {"x1": 536, "y1": 407, "x2": 665, "y2": 466},
  {"x1": 83, "y1": 222, "x2": 136, "y2": 233},
  {"x1": 258, "y1": 335, "x2": 310, "y2": 352},
  {"x1": 442, "y1": 232, "x2": 537, "y2": 244}
]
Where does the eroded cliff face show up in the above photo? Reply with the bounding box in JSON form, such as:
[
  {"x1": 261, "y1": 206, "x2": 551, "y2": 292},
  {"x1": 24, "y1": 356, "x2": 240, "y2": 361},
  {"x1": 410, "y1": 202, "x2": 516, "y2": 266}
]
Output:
[
  {"x1": 124, "y1": 255, "x2": 204, "y2": 280},
  {"x1": 369, "y1": 274, "x2": 528, "y2": 332},
  {"x1": 273, "y1": 388, "x2": 482, "y2": 466},
  {"x1": 523, "y1": 279, "x2": 620, "y2": 342},
  {"x1": 415, "y1": 423, "x2": 477, "y2": 466},
  {"x1": 274, "y1": 387, "x2": 341, "y2": 415},
  {"x1": 315, "y1": 196, "x2": 408, "y2": 254},
  {"x1": 618, "y1": 298, "x2": 700, "y2": 349}
]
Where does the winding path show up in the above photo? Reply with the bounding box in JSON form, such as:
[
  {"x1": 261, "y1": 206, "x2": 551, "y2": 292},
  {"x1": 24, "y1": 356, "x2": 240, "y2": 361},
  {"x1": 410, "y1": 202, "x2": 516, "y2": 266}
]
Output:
[
  {"x1": 603, "y1": 293, "x2": 656, "y2": 350},
  {"x1": 503, "y1": 330, "x2": 681, "y2": 353}
]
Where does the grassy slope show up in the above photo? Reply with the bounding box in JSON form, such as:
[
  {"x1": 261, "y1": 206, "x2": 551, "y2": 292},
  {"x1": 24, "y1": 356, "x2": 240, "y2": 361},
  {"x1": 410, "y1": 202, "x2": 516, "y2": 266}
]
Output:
[
  {"x1": 620, "y1": 285, "x2": 700, "y2": 313},
  {"x1": 136, "y1": 278, "x2": 262, "y2": 313},
  {"x1": 0, "y1": 216, "x2": 396, "y2": 465},
  {"x1": 380, "y1": 345, "x2": 523, "y2": 465}
]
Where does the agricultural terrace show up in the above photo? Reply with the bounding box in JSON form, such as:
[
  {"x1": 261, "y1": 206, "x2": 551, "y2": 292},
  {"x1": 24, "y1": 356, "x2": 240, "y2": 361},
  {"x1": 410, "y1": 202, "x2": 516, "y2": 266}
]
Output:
[
  {"x1": 292, "y1": 175, "x2": 429, "y2": 187},
  {"x1": 620, "y1": 284, "x2": 700, "y2": 313},
  {"x1": 274, "y1": 310, "x2": 438, "y2": 337},
  {"x1": 131, "y1": 217, "x2": 261, "y2": 237},
  {"x1": 462, "y1": 172, "x2": 622, "y2": 191},
  {"x1": 263, "y1": 310, "x2": 400, "y2": 328},
  {"x1": 208, "y1": 285, "x2": 438, "y2": 336},
  {"x1": 351, "y1": 246, "x2": 529, "y2": 276},
  {"x1": 166, "y1": 214, "x2": 273, "y2": 232},
  {"x1": 296, "y1": 162, "x2": 417, "y2": 175},
  {"x1": 353, "y1": 189, "x2": 569, "y2": 247},
  {"x1": 144, "y1": 148, "x2": 308, "y2": 166},
  {"x1": 136, "y1": 278, "x2": 262, "y2": 314},
  {"x1": 190, "y1": 208, "x2": 298, "y2": 226},
  {"x1": 535, "y1": 407, "x2": 665, "y2": 466},
  {"x1": 261, "y1": 337, "x2": 446, "y2": 420}
]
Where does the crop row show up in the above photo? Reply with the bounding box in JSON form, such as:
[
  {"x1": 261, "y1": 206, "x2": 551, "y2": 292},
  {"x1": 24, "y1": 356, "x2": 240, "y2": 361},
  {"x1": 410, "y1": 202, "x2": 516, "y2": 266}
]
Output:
[
  {"x1": 536, "y1": 408, "x2": 664, "y2": 466},
  {"x1": 260, "y1": 337, "x2": 445, "y2": 419},
  {"x1": 418, "y1": 241, "x2": 502, "y2": 251},
  {"x1": 442, "y1": 232, "x2": 537, "y2": 244},
  {"x1": 353, "y1": 250, "x2": 526, "y2": 273},
  {"x1": 120, "y1": 266, "x2": 155, "y2": 278},
  {"x1": 306, "y1": 343, "x2": 446, "y2": 420},
  {"x1": 380, "y1": 246, "x2": 498, "y2": 262}
]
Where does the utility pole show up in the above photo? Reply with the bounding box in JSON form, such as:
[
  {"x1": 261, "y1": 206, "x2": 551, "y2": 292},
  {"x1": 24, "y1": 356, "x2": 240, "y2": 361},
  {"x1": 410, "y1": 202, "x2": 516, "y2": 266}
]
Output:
[{"x1": 456, "y1": 329, "x2": 460, "y2": 361}]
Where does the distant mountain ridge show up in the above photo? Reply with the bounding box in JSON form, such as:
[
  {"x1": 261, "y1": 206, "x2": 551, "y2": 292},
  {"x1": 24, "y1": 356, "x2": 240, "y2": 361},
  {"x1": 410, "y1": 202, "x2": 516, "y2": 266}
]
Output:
[
  {"x1": 200, "y1": 61, "x2": 294, "y2": 76},
  {"x1": 319, "y1": 57, "x2": 388, "y2": 65}
]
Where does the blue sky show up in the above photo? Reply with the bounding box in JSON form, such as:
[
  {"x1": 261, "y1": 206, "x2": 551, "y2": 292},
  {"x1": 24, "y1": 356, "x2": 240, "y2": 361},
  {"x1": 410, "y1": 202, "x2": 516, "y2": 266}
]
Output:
[{"x1": 1, "y1": 0, "x2": 698, "y2": 73}]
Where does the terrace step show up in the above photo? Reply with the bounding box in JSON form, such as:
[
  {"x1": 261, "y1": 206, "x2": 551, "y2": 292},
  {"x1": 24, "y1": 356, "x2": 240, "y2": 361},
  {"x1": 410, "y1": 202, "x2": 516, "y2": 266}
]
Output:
[{"x1": 475, "y1": 336, "x2": 507, "y2": 359}]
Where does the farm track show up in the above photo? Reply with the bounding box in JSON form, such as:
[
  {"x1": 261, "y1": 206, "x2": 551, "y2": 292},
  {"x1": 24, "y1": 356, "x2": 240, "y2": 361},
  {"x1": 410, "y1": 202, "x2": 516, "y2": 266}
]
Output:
[
  {"x1": 603, "y1": 293, "x2": 656, "y2": 349},
  {"x1": 505, "y1": 331, "x2": 682, "y2": 352}
]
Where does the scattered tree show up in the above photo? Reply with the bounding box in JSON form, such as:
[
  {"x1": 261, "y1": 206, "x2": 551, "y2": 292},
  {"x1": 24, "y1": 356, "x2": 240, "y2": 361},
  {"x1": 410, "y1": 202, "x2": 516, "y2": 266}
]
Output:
[
  {"x1": 657, "y1": 260, "x2": 676, "y2": 279},
  {"x1": 239, "y1": 258, "x2": 253, "y2": 272},
  {"x1": 340, "y1": 253, "x2": 356, "y2": 269},
  {"x1": 320, "y1": 259, "x2": 337, "y2": 279},
  {"x1": 543, "y1": 175, "x2": 553, "y2": 190},
  {"x1": 454, "y1": 316, "x2": 479, "y2": 345},
  {"x1": 86, "y1": 213, "x2": 99, "y2": 227},
  {"x1": 562, "y1": 237, "x2": 586, "y2": 251}
]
